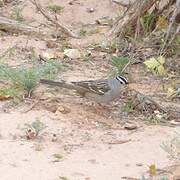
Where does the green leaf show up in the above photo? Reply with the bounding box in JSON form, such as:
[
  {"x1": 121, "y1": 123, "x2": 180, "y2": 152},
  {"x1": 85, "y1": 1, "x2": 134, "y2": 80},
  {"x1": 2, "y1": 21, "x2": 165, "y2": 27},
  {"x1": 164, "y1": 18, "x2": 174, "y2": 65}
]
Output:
[{"x1": 111, "y1": 56, "x2": 129, "y2": 75}]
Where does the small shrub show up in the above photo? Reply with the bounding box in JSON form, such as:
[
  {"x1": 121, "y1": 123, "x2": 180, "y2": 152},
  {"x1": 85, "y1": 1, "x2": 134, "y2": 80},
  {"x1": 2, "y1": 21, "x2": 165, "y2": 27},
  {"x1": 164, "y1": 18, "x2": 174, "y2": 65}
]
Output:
[
  {"x1": 47, "y1": 4, "x2": 64, "y2": 14},
  {"x1": 11, "y1": 6, "x2": 24, "y2": 21},
  {"x1": 0, "y1": 60, "x2": 66, "y2": 97},
  {"x1": 111, "y1": 56, "x2": 129, "y2": 76},
  {"x1": 161, "y1": 129, "x2": 180, "y2": 161}
]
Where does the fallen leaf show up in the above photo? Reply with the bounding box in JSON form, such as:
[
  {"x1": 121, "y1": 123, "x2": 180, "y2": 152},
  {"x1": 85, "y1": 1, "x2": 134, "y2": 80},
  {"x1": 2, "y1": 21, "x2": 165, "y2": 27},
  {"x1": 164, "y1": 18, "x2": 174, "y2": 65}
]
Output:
[
  {"x1": 149, "y1": 164, "x2": 157, "y2": 176},
  {"x1": 0, "y1": 94, "x2": 12, "y2": 100},
  {"x1": 167, "y1": 87, "x2": 176, "y2": 98},
  {"x1": 156, "y1": 16, "x2": 168, "y2": 30}
]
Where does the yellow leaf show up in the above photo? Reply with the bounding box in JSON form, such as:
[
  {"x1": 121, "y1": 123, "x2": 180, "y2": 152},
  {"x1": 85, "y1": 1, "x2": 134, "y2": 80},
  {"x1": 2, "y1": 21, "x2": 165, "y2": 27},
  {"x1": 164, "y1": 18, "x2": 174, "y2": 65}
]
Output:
[
  {"x1": 144, "y1": 58, "x2": 159, "y2": 69},
  {"x1": 156, "y1": 16, "x2": 168, "y2": 29},
  {"x1": 144, "y1": 56, "x2": 166, "y2": 76},
  {"x1": 0, "y1": 94, "x2": 12, "y2": 100},
  {"x1": 167, "y1": 87, "x2": 176, "y2": 97},
  {"x1": 158, "y1": 56, "x2": 165, "y2": 65},
  {"x1": 149, "y1": 164, "x2": 157, "y2": 176},
  {"x1": 157, "y1": 65, "x2": 166, "y2": 76}
]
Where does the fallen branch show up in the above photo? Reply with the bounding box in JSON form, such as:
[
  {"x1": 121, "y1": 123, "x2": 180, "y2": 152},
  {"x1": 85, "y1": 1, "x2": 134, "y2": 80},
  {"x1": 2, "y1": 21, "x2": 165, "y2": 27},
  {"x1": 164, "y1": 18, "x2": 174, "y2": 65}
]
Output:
[
  {"x1": 30, "y1": 0, "x2": 79, "y2": 38},
  {"x1": 126, "y1": 88, "x2": 180, "y2": 125},
  {"x1": 22, "y1": 99, "x2": 40, "y2": 113},
  {"x1": 0, "y1": 16, "x2": 48, "y2": 37},
  {"x1": 129, "y1": 89, "x2": 167, "y2": 113}
]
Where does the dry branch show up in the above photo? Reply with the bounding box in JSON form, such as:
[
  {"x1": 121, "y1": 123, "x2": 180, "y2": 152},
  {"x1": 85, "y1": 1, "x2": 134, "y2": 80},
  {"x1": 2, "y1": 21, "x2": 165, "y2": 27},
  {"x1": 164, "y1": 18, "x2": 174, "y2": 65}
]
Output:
[
  {"x1": 165, "y1": 0, "x2": 180, "y2": 41},
  {"x1": 30, "y1": 0, "x2": 78, "y2": 38},
  {"x1": 108, "y1": 0, "x2": 159, "y2": 39},
  {"x1": 129, "y1": 89, "x2": 167, "y2": 113},
  {"x1": 0, "y1": 16, "x2": 48, "y2": 37},
  {"x1": 162, "y1": 0, "x2": 180, "y2": 50},
  {"x1": 126, "y1": 88, "x2": 180, "y2": 124}
]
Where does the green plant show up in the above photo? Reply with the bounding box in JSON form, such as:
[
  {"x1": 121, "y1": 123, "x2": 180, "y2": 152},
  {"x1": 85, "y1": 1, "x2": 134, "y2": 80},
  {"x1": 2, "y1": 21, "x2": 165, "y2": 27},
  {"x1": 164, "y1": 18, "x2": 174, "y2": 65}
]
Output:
[
  {"x1": 11, "y1": 6, "x2": 24, "y2": 21},
  {"x1": 52, "y1": 153, "x2": 63, "y2": 162},
  {"x1": 0, "y1": 87, "x2": 20, "y2": 100},
  {"x1": 161, "y1": 129, "x2": 180, "y2": 161},
  {"x1": 47, "y1": 4, "x2": 64, "y2": 14},
  {"x1": 0, "y1": 60, "x2": 66, "y2": 97},
  {"x1": 25, "y1": 119, "x2": 46, "y2": 135},
  {"x1": 24, "y1": 119, "x2": 46, "y2": 139},
  {"x1": 79, "y1": 28, "x2": 87, "y2": 36},
  {"x1": 87, "y1": 43, "x2": 100, "y2": 50},
  {"x1": 140, "y1": 12, "x2": 156, "y2": 34},
  {"x1": 111, "y1": 56, "x2": 129, "y2": 76},
  {"x1": 59, "y1": 176, "x2": 69, "y2": 180},
  {"x1": 123, "y1": 100, "x2": 135, "y2": 113}
]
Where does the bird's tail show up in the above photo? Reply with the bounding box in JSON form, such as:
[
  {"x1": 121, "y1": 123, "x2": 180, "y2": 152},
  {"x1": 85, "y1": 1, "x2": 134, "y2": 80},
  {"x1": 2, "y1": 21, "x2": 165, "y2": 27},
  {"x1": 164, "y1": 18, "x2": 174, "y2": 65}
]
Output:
[{"x1": 40, "y1": 79, "x2": 88, "y2": 95}]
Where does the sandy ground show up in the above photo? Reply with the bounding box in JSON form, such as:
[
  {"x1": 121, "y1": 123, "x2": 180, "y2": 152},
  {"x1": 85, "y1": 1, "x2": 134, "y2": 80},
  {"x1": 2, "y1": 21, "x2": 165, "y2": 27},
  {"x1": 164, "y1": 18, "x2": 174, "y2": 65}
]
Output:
[
  {"x1": 0, "y1": 110, "x2": 175, "y2": 180},
  {"x1": 0, "y1": 0, "x2": 179, "y2": 180}
]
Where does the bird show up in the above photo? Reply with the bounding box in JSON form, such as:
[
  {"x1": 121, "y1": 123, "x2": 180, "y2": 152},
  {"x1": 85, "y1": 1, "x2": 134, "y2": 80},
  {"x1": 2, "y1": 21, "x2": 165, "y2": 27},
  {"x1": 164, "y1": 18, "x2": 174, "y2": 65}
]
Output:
[{"x1": 40, "y1": 75, "x2": 128, "y2": 104}]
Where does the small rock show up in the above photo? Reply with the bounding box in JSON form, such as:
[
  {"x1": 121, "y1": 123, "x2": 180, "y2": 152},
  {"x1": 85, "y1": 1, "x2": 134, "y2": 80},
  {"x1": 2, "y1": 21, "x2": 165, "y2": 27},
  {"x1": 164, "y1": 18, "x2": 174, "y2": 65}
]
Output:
[
  {"x1": 41, "y1": 52, "x2": 55, "y2": 59},
  {"x1": 52, "y1": 133, "x2": 58, "y2": 142},
  {"x1": 124, "y1": 123, "x2": 137, "y2": 130},
  {"x1": 136, "y1": 163, "x2": 143, "y2": 167},
  {"x1": 87, "y1": 8, "x2": 95, "y2": 13},
  {"x1": 64, "y1": 49, "x2": 81, "y2": 59},
  {"x1": 55, "y1": 105, "x2": 71, "y2": 114}
]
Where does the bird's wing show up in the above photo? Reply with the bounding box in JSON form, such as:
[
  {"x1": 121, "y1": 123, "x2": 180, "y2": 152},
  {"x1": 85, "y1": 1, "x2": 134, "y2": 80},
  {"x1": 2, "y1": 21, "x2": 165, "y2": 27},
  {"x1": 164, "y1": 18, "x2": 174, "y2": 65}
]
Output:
[{"x1": 71, "y1": 79, "x2": 110, "y2": 95}]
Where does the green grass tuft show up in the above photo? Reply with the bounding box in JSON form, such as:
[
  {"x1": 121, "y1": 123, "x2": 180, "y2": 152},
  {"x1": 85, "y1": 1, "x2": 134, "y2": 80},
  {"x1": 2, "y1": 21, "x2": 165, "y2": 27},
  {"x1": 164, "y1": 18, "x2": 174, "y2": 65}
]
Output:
[
  {"x1": 0, "y1": 60, "x2": 66, "y2": 97},
  {"x1": 111, "y1": 56, "x2": 129, "y2": 76}
]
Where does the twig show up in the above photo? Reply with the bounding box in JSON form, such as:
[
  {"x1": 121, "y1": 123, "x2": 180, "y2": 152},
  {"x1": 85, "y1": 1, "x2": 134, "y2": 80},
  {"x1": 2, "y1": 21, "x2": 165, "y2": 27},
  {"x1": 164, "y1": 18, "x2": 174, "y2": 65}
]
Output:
[
  {"x1": 107, "y1": 139, "x2": 131, "y2": 144},
  {"x1": 30, "y1": 0, "x2": 79, "y2": 38},
  {"x1": 129, "y1": 89, "x2": 168, "y2": 113},
  {"x1": 168, "y1": 24, "x2": 180, "y2": 45},
  {"x1": 160, "y1": 0, "x2": 180, "y2": 53},
  {"x1": 22, "y1": 99, "x2": 40, "y2": 113},
  {"x1": 120, "y1": 60, "x2": 131, "y2": 74},
  {"x1": 165, "y1": 0, "x2": 180, "y2": 42}
]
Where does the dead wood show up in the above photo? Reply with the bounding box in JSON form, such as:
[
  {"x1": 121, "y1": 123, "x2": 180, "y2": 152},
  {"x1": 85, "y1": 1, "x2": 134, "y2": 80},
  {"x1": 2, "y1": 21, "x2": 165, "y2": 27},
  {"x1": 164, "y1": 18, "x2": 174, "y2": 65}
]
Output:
[
  {"x1": 162, "y1": 0, "x2": 180, "y2": 50},
  {"x1": 126, "y1": 88, "x2": 180, "y2": 125},
  {"x1": 0, "y1": 16, "x2": 48, "y2": 37},
  {"x1": 108, "y1": 0, "x2": 159, "y2": 39},
  {"x1": 128, "y1": 89, "x2": 167, "y2": 114}
]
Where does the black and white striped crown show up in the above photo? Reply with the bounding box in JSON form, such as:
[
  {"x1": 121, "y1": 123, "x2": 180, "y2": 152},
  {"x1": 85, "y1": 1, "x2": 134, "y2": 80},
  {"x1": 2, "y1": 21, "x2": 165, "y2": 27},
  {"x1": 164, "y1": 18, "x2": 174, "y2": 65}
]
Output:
[{"x1": 115, "y1": 76, "x2": 128, "y2": 84}]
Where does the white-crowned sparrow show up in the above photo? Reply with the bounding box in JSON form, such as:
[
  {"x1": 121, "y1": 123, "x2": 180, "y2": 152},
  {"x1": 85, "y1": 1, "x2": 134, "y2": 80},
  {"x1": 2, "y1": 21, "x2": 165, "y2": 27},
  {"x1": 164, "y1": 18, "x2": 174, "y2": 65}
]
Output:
[{"x1": 40, "y1": 76, "x2": 128, "y2": 104}]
